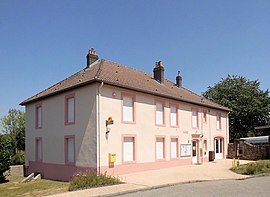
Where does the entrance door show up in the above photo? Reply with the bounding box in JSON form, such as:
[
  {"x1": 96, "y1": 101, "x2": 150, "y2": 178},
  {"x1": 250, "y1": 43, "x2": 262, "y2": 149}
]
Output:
[
  {"x1": 215, "y1": 138, "x2": 223, "y2": 160},
  {"x1": 192, "y1": 141, "x2": 198, "y2": 164}
]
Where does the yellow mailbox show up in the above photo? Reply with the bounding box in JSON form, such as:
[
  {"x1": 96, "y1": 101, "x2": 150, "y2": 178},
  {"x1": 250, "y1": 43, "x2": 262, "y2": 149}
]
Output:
[{"x1": 108, "y1": 153, "x2": 116, "y2": 163}]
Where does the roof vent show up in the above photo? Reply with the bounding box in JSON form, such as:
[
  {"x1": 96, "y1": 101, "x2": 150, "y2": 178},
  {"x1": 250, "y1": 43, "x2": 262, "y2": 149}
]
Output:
[
  {"x1": 86, "y1": 48, "x2": 98, "y2": 68},
  {"x1": 153, "y1": 61, "x2": 164, "y2": 84},
  {"x1": 176, "y1": 71, "x2": 182, "y2": 87}
]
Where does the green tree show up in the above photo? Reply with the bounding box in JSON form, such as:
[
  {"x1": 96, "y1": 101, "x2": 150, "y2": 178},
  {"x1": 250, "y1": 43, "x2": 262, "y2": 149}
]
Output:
[
  {"x1": 203, "y1": 75, "x2": 270, "y2": 142},
  {"x1": 1, "y1": 109, "x2": 25, "y2": 154},
  {"x1": 0, "y1": 134, "x2": 11, "y2": 182}
]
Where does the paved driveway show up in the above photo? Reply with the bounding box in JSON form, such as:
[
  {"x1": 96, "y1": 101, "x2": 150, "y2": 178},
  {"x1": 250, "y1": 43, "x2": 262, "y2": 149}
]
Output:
[{"x1": 119, "y1": 176, "x2": 270, "y2": 197}]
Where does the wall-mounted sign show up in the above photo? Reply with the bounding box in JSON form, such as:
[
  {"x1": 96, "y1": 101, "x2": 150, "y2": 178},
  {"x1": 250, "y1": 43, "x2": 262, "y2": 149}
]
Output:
[
  {"x1": 106, "y1": 116, "x2": 114, "y2": 126},
  {"x1": 181, "y1": 144, "x2": 191, "y2": 157}
]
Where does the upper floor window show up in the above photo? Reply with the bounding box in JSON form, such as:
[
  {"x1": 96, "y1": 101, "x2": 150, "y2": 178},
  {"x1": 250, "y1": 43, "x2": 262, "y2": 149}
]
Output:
[
  {"x1": 192, "y1": 109, "x2": 198, "y2": 128},
  {"x1": 170, "y1": 105, "x2": 178, "y2": 127},
  {"x1": 122, "y1": 94, "x2": 135, "y2": 123},
  {"x1": 35, "y1": 103, "x2": 42, "y2": 129},
  {"x1": 156, "y1": 102, "x2": 164, "y2": 126},
  {"x1": 217, "y1": 113, "x2": 221, "y2": 130},
  {"x1": 203, "y1": 110, "x2": 207, "y2": 123},
  {"x1": 65, "y1": 94, "x2": 75, "y2": 125}
]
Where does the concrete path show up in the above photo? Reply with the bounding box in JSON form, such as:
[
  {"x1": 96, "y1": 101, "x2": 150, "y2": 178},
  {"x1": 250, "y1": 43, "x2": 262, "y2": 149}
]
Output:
[{"x1": 50, "y1": 159, "x2": 252, "y2": 197}]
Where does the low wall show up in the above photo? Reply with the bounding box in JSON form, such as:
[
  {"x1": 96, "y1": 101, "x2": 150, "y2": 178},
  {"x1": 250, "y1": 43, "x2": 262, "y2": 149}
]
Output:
[
  {"x1": 5, "y1": 165, "x2": 24, "y2": 177},
  {"x1": 228, "y1": 141, "x2": 270, "y2": 160}
]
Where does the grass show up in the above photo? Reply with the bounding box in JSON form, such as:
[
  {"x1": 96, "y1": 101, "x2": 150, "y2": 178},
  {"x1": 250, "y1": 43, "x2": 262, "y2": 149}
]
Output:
[
  {"x1": 69, "y1": 171, "x2": 121, "y2": 191},
  {"x1": 0, "y1": 177, "x2": 69, "y2": 197},
  {"x1": 231, "y1": 160, "x2": 270, "y2": 175}
]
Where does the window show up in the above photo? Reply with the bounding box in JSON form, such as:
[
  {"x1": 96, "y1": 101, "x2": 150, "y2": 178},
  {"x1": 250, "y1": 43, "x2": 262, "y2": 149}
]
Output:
[
  {"x1": 156, "y1": 102, "x2": 164, "y2": 125},
  {"x1": 170, "y1": 138, "x2": 178, "y2": 159},
  {"x1": 65, "y1": 94, "x2": 75, "y2": 124},
  {"x1": 156, "y1": 137, "x2": 165, "y2": 160},
  {"x1": 122, "y1": 95, "x2": 135, "y2": 123},
  {"x1": 217, "y1": 113, "x2": 221, "y2": 130},
  {"x1": 192, "y1": 109, "x2": 198, "y2": 128},
  {"x1": 123, "y1": 136, "x2": 135, "y2": 162},
  {"x1": 35, "y1": 138, "x2": 42, "y2": 161},
  {"x1": 65, "y1": 136, "x2": 75, "y2": 164},
  {"x1": 203, "y1": 110, "x2": 207, "y2": 123},
  {"x1": 35, "y1": 103, "x2": 42, "y2": 128},
  {"x1": 170, "y1": 105, "x2": 178, "y2": 127}
]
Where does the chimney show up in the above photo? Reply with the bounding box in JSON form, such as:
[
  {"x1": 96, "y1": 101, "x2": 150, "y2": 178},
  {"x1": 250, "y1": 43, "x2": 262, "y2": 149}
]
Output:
[
  {"x1": 176, "y1": 71, "x2": 182, "y2": 87},
  {"x1": 86, "y1": 48, "x2": 98, "y2": 68},
  {"x1": 153, "y1": 61, "x2": 165, "y2": 84}
]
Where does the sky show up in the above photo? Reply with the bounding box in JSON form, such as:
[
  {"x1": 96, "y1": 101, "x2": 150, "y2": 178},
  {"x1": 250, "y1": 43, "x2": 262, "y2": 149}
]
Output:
[{"x1": 0, "y1": 0, "x2": 270, "y2": 119}]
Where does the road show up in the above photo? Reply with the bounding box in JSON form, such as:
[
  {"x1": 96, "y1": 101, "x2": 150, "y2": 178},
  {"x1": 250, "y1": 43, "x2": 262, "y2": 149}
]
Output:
[{"x1": 118, "y1": 176, "x2": 270, "y2": 197}]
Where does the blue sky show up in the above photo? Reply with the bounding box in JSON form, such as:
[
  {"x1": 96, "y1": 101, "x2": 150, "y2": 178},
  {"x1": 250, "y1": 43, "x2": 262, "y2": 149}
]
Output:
[{"x1": 1, "y1": 0, "x2": 270, "y2": 119}]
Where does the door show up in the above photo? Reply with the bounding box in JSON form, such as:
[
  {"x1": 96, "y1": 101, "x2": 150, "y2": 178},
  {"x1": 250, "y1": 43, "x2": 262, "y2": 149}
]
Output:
[
  {"x1": 192, "y1": 141, "x2": 198, "y2": 164},
  {"x1": 215, "y1": 138, "x2": 223, "y2": 160},
  {"x1": 123, "y1": 137, "x2": 134, "y2": 162}
]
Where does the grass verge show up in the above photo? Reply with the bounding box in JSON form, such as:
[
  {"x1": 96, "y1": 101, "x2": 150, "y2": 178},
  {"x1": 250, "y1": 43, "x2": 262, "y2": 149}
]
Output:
[
  {"x1": 69, "y1": 171, "x2": 121, "y2": 191},
  {"x1": 0, "y1": 177, "x2": 69, "y2": 197},
  {"x1": 231, "y1": 160, "x2": 270, "y2": 175}
]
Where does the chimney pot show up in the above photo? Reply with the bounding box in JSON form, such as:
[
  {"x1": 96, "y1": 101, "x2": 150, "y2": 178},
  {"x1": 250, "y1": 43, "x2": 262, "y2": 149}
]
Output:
[
  {"x1": 176, "y1": 70, "x2": 182, "y2": 87},
  {"x1": 86, "y1": 48, "x2": 98, "y2": 68}
]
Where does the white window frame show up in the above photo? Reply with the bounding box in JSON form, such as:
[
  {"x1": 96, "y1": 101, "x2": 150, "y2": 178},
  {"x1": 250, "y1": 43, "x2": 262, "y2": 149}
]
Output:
[
  {"x1": 192, "y1": 109, "x2": 198, "y2": 128},
  {"x1": 170, "y1": 105, "x2": 178, "y2": 127},
  {"x1": 156, "y1": 102, "x2": 164, "y2": 125},
  {"x1": 122, "y1": 94, "x2": 135, "y2": 123}
]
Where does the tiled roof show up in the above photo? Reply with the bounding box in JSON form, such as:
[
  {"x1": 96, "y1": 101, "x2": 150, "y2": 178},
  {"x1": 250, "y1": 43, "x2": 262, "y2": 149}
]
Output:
[{"x1": 20, "y1": 59, "x2": 230, "y2": 111}]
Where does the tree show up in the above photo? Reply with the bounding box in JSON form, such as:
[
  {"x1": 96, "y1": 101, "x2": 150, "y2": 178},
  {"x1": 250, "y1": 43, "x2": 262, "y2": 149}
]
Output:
[
  {"x1": 1, "y1": 109, "x2": 25, "y2": 154},
  {"x1": 0, "y1": 134, "x2": 11, "y2": 182},
  {"x1": 203, "y1": 75, "x2": 270, "y2": 142}
]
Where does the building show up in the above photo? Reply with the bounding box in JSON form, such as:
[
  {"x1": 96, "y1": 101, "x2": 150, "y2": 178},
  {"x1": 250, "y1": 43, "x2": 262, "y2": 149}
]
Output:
[{"x1": 20, "y1": 49, "x2": 230, "y2": 181}]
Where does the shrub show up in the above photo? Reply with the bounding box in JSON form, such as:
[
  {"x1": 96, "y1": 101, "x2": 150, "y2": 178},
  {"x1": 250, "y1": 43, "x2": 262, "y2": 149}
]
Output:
[
  {"x1": 231, "y1": 160, "x2": 270, "y2": 175},
  {"x1": 69, "y1": 171, "x2": 121, "y2": 191},
  {"x1": 11, "y1": 150, "x2": 25, "y2": 165}
]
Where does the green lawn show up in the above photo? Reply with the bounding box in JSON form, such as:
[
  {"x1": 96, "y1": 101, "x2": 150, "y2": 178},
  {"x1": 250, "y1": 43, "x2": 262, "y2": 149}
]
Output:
[
  {"x1": 231, "y1": 160, "x2": 270, "y2": 175},
  {"x1": 0, "y1": 177, "x2": 69, "y2": 197}
]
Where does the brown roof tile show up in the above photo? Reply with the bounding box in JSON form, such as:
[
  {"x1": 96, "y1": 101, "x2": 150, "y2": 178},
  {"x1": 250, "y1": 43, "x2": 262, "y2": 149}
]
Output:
[{"x1": 20, "y1": 59, "x2": 230, "y2": 111}]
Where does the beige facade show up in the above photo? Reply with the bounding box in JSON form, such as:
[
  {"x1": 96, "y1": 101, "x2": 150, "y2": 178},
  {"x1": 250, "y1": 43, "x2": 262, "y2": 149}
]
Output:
[{"x1": 25, "y1": 82, "x2": 229, "y2": 181}]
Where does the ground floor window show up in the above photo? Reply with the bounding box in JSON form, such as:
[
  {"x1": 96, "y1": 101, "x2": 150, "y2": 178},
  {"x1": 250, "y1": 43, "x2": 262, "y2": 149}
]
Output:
[
  {"x1": 35, "y1": 137, "x2": 42, "y2": 161},
  {"x1": 123, "y1": 136, "x2": 135, "y2": 162},
  {"x1": 65, "y1": 135, "x2": 75, "y2": 164},
  {"x1": 156, "y1": 137, "x2": 165, "y2": 160},
  {"x1": 170, "y1": 138, "x2": 178, "y2": 159}
]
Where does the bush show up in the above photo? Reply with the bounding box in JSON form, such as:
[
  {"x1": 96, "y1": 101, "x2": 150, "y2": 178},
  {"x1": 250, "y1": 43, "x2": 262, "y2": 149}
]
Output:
[
  {"x1": 231, "y1": 160, "x2": 270, "y2": 175},
  {"x1": 11, "y1": 150, "x2": 25, "y2": 165},
  {"x1": 0, "y1": 135, "x2": 11, "y2": 183},
  {"x1": 69, "y1": 171, "x2": 121, "y2": 191}
]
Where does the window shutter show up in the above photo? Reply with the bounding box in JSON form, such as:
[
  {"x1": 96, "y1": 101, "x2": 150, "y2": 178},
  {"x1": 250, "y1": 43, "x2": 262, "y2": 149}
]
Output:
[
  {"x1": 171, "y1": 138, "x2": 177, "y2": 158},
  {"x1": 68, "y1": 98, "x2": 75, "y2": 123},
  {"x1": 192, "y1": 110, "x2": 197, "y2": 128},
  {"x1": 156, "y1": 103, "x2": 163, "y2": 125},
  {"x1": 123, "y1": 137, "x2": 134, "y2": 162},
  {"x1": 170, "y1": 106, "x2": 177, "y2": 126},
  {"x1": 37, "y1": 107, "x2": 42, "y2": 128},
  {"x1": 123, "y1": 97, "x2": 133, "y2": 122},
  {"x1": 37, "y1": 140, "x2": 42, "y2": 161},
  {"x1": 68, "y1": 138, "x2": 75, "y2": 163},
  {"x1": 156, "y1": 138, "x2": 164, "y2": 159}
]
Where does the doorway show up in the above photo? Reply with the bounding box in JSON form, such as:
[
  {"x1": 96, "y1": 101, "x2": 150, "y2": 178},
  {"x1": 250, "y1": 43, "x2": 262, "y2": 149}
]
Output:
[
  {"x1": 215, "y1": 138, "x2": 223, "y2": 160},
  {"x1": 192, "y1": 140, "x2": 198, "y2": 164}
]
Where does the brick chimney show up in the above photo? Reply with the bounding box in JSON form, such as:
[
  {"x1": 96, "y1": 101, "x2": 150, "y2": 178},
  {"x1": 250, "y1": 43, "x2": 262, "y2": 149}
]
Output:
[
  {"x1": 153, "y1": 61, "x2": 164, "y2": 84},
  {"x1": 176, "y1": 71, "x2": 182, "y2": 87},
  {"x1": 86, "y1": 48, "x2": 98, "y2": 68}
]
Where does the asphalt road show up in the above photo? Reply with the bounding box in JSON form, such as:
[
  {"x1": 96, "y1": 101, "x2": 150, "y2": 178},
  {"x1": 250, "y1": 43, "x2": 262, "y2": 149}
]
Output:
[{"x1": 119, "y1": 176, "x2": 270, "y2": 197}]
